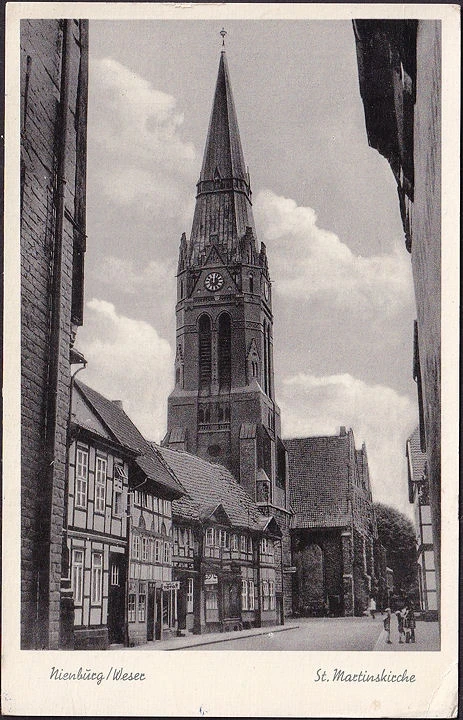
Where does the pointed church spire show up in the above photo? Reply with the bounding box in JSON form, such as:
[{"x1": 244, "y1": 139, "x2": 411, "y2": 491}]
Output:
[{"x1": 188, "y1": 48, "x2": 257, "y2": 265}]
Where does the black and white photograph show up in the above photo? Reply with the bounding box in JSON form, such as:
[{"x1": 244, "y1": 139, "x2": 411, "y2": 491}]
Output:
[{"x1": 3, "y1": 3, "x2": 459, "y2": 717}]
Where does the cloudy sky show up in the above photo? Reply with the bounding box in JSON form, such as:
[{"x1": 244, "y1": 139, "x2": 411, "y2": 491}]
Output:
[{"x1": 77, "y1": 19, "x2": 419, "y2": 517}]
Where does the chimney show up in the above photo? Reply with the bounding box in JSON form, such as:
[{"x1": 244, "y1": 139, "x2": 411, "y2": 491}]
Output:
[
  {"x1": 340, "y1": 426, "x2": 346, "y2": 437},
  {"x1": 112, "y1": 400, "x2": 123, "y2": 411}
]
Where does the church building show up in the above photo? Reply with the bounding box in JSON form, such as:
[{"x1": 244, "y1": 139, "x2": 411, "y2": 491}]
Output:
[{"x1": 163, "y1": 48, "x2": 293, "y2": 614}]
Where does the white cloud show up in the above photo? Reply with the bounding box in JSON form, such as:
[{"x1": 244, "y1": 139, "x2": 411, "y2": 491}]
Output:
[
  {"x1": 91, "y1": 256, "x2": 175, "y2": 296},
  {"x1": 279, "y1": 371, "x2": 418, "y2": 517},
  {"x1": 77, "y1": 299, "x2": 173, "y2": 442},
  {"x1": 254, "y1": 190, "x2": 413, "y2": 314},
  {"x1": 88, "y1": 57, "x2": 197, "y2": 218}
]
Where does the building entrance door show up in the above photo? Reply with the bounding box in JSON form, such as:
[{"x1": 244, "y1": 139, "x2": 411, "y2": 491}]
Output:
[
  {"x1": 147, "y1": 584, "x2": 155, "y2": 641},
  {"x1": 222, "y1": 579, "x2": 240, "y2": 619},
  {"x1": 108, "y1": 553, "x2": 126, "y2": 644}
]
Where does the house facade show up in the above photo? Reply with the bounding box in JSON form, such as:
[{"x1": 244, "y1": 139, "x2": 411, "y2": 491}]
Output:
[
  {"x1": 353, "y1": 19, "x2": 441, "y2": 614},
  {"x1": 157, "y1": 445, "x2": 284, "y2": 633},
  {"x1": 407, "y1": 427, "x2": 437, "y2": 619},
  {"x1": 67, "y1": 381, "x2": 184, "y2": 648},
  {"x1": 286, "y1": 428, "x2": 383, "y2": 617}
]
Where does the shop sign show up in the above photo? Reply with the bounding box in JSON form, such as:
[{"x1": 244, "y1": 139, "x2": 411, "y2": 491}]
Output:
[
  {"x1": 204, "y1": 573, "x2": 218, "y2": 585},
  {"x1": 284, "y1": 566, "x2": 297, "y2": 574},
  {"x1": 162, "y1": 581, "x2": 180, "y2": 590}
]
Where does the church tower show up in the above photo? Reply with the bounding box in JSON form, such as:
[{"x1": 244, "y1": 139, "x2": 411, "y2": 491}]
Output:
[{"x1": 164, "y1": 48, "x2": 292, "y2": 588}]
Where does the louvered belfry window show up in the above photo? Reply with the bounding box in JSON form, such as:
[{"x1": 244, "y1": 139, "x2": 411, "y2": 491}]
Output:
[
  {"x1": 198, "y1": 314, "x2": 212, "y2": 391},
  {"x1": 218, "y1": 313, "x2": 231, "y2": 390}
]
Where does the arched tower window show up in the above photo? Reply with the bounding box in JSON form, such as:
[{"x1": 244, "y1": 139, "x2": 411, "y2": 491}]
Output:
[
  {"x1": 266, "y1": 324, "x2": 272, "y2": 399},
  {"x1": 218, "y1": 313, "x2": 231, "y2": 390},
  {"x1": 249, "y1": 274, "x2": 254, "y2": 293},
  {"x1": 263, "y1": 320, "x2": 268, "y2": 395},
  {"x1": 198, "y1": 314, "x2": 212, "y2": 391}
]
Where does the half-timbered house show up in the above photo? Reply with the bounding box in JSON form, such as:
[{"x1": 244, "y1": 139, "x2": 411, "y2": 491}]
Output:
[
  {"x1": 156, "y1": 445, "x2": 283, "y2": 634},
  {"x1": 68, "y1": 381, "x2": 184, "y2": 648}
]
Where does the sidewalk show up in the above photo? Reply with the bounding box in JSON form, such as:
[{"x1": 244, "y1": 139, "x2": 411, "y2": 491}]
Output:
[
  {"x1": 373, "y1": 620, "x2": 440, "y2": 651},
  {"x1": 111, "y1": 618, "x2": 301, "y2": 651}
]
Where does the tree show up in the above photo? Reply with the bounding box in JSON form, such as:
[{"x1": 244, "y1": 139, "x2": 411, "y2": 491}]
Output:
[{"x1": 373, "y1": 503, "x2": 419, "y2": 606}]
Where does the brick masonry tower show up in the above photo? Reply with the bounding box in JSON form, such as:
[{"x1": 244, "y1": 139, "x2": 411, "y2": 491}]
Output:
[{"x1": 164, "y1": 48, "x2": 293, "y2": 615}]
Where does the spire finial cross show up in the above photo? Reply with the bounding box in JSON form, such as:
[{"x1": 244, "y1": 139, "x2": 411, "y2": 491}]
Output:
[{"x1": 220, "y1": 28, "x2": 227, "y2": 47}]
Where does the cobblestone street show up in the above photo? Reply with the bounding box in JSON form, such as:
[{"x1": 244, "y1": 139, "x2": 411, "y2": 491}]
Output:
[{"x1": 113, "y1": 616, "x2": 440, "y2": 652}]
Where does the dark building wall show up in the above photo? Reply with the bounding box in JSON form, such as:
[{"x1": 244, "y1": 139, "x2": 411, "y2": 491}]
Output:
[
  {"x1": 20, "y1": 19, "x2": 88, "y2": 648},
  {"x1": 353, "y1": 19, "x2": 441, "y2": 615},
  {"x1": 409, "y1": 21, "x2": 441, "y2": 606}
]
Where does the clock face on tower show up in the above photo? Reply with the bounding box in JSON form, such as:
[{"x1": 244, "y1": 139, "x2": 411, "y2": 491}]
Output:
[{"x1": 204, "y1": 272, "x2": 224, "y2": 292}]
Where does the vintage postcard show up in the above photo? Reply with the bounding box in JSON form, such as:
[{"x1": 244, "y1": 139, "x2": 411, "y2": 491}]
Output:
[{"x1": 2, "y1": 2, "x2": 460, "y2": 717}]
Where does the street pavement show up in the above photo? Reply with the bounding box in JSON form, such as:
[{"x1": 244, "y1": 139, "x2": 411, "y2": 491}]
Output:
[{"x1": 114, "y1": 615, "x2": 439, "y2": 652}]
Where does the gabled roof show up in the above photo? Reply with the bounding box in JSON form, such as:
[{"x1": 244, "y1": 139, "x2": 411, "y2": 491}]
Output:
[
  {"x1": 285, "y1": 434, "x2": 352, "y2": 529},
  {"x1": 155, "y1": 444, "x2": 267, "y2": 532},
  {"x1": 407, "y1": 426, "x2": 427, "y2": 503},
  {"x1": 75, "y1": 381, "x2": 184, "y2": 498}
]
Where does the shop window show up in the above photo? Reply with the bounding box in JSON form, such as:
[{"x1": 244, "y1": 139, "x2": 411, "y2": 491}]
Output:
[
  {"x1": 71, "y1": 549, "x2": 84, "y2": 605},
  {"x1": 91, "y1": 552, "x2": 103, "y2": 604},
  {"x1": 75, "y1": 448, "x2": 88, "y2": 508},
  {"x1": 95, "y1": 456, "x2": 106, "y2": 513},
  {"x1": 138, "y1": 593, "x2": 146, "y2": 622},
  {"x1": 128, "y1": 594, "x2": 136, "y2": 622},
  {"x1": 261, "y1": 580, "x2": 270, "y2": 611},
  {"x1": 187, "y1": 578, "x2": 194, "y2": 613},
  {"x1": 205, "y1": 589, "x2": 218, "y2": 610}
]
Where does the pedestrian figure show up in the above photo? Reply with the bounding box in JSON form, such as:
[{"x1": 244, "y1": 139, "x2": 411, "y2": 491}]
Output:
[
  {"x1": 405, "y1": 601, "x2": 416, "y2": 643},
  {"x1": 396, "y1": 609, "x2": 405, "y2": 643},
  {"x1": 383, "y1": 608, "x2": 392, "y2": 643},
  {"x1": 369, "y1": 596, "x2": 377, "y2": 619}
]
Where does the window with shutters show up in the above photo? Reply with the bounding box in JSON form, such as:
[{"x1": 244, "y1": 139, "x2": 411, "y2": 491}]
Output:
[
  {"x1": 128, "y1": 594, "x2": 136, "y2": 622},
  {"x1": 95, "y1": 457, "x2": 106, "y2": 513},
  {"x1": 71, "y1": 549, "x2": 84, "y2": 605},
  {"x1": 241, "y1": 579, "x2": 248, "y2": 610},
  {"x1": 198, "y1": 314, "x2": 212, "y2": 391},
  {"x1": 75, "y1": 448, "x2": 88, "y2": 508},
  {"x1": 248, "y1": 580, "x2": 255, "y2": 610},
  {"x1": 138, "y1": 593, "x2": 146, "y2": 622},
  {"x1": 91, "y1": 552, "x2": 103, "y2": 604}
]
